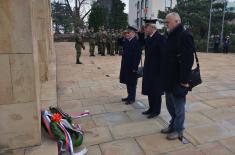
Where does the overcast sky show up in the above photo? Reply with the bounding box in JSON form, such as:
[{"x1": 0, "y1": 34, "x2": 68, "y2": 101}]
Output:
[{"x1": 121, "y1": 0, "x2": 129, "y2": 13}]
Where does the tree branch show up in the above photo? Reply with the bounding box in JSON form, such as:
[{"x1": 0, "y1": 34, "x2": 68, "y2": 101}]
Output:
[
  {"x1": 64, "y1": 0, "x2": 74, "y2": 17},
  {"x1": 81, "y1": 8, "x2": 92, "y2": 20}
]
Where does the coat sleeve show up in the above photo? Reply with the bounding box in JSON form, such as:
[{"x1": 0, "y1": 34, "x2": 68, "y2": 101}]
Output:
[
  {"x1": 132, "y1": 40, "x2": 142, "y2": 72},
  {"x1": 157, "y1": 35, "x2": 166, "y2": 76},
  {"x1": 138, "y1": 32, "x2": 145, "y2": 47},
  {"x1": 179, "y1": 32, "x2": 195, "y2": 84},
  {"x1": 118, "y1": 37, "x2": 125, "y2": 46}
]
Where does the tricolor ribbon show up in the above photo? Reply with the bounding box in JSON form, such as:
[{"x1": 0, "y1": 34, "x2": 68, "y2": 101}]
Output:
[{"x1": 41, "y1": 109, "x2": 88, "y2": 155}]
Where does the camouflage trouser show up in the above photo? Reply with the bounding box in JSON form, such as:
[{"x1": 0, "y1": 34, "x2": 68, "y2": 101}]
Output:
[
  {"x1": 110, "y1": 43, "x2": 115, "y2": 55},
  {"x1": 115, "y1": 43, "x2": 119, "y2": 54},
  {"x1": 100, "y1": 42, "x2": 106, "y2": 55},
  {"x1": 75, "y1": 44, "x2": 81, "y2": 60},
  {"x1": 118, "y1": 46, "x2": 123, "y2": 55},
  {"x1": 89, "y1": 43, "x2": 95, "y2": 55},
  {"x1": 106, "y1": 43, "x2": 111, "y2": 54},
  {"x1": 98, "y1": 43, "x2": 101, "y2": 54}
]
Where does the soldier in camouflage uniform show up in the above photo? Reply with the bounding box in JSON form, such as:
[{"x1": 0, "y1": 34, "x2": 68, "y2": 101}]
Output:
[
  {"x1": 74, "y1": 30, "x2": 85, "y2": 64},
  {"x1": 100, "y1": 29, "x2": 107, "y2": 56},
  {"x1": 110, "y1": 29, "x2": 116, "y2": 56},
  {"x1": 88, "y1": 27, "x2": 96, "y2": 56},
  {"x1": 115, "y1": 30, "x2": 119, "y2": 55},
  {"x1": 118, "y1": 29, "x2": 124, "y2": 55},
  {"x1": 106, "y1": 29, "x2": 111, "y2": 55},
  {"x1": 96, "y1": 27, "x2": 102, "y2": 54}
]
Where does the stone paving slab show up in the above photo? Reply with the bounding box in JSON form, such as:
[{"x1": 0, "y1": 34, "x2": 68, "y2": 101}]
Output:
[
  {"x1": 219, "y1": 136, "x2": 235, "y2": 153},
  {"x1": 110, "y1": 120, "x2": 163, "y2": 140},
  {"x1": 55, "y1": 43, "x2": 235, "y2": 155},
  {"x1": 201, "y1": 108, "x2": 235, "y2": 122},
  {"x1": 197, "y1": 142, "x2": 234, "y2": 155},
  {"x1": 0, "y1": 150, "x2": 25, "y2": 155},
  {"x1": 83, "y1": 104, "x2": 106, "y2": 115},
  {"x1": 136, "y1": 133, "x2": 192, "y2": 155},
  {"x1": 186, "y1": 123, "x2": 234, "y2": 144},
  {"x1": 185, "y1": 101, "x2": 214, "y2": 112},
  {"x1": 185, "y1": 112, "x2": 214, "y2": 128},
  {"x1": 204, "y1": 97, "x2": 235, "y2": 108},
  {"x1": 83, "y1": 127, "x2": 113, "y2": 146},
  {"x1": 100, "y1": 138, "x2": 145, "y2": 155},
  {"x1": 73, "y1": 116, "x2": 97, "y2": 130},
  {"x1": 125, "y1": 109, "x2": 149, "y2": 121},
  {"x1": 25, "y1": 140, "x2": 57, "y2": 155},
  {"x1": 167, "y1": 148, "x2": 204, "y2": 155},
  {"x1": 92, "y1": 112, "x2": 131, "y2": 126},
  {"x1": 132, "y1": 100, "x2": 147, "y2": 109},
  {"x1": 85, "y1": 145, "x2": 102, "y2": 155},
  {"x1": 81, "y1": 97, "x2": 111, "y2": 106},
  {"x1": 104, "y1": 103, "x2": 134, "y2": 113},
  {"x1": 197, "y1": 92, "x2": 224, "y2": 100}
]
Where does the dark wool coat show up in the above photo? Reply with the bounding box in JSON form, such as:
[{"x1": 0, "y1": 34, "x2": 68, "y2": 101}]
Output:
[
  {"x1": 142, "y1": 31, "x2": 166, "y2": 95},
  {"x1": 119, "y1": 37, "x2": 142, "y2": 85},
  {"x1": 164, "y1": 24, "x2": 195, "y2": 91}
]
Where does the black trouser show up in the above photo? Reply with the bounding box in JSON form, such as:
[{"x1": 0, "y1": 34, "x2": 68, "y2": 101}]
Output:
[
  {"x1": 148, "y1": 94, "x2": 162, "y2": 114},
  {"x1": 126, "y1": 84, "x2": 136, "y2": 102},
  {"x1": 223, "y1": 45, "x2": 228, "y2": 54}
]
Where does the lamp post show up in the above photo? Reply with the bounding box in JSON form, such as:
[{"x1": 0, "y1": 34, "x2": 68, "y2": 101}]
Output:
[
  {"x1": 207, "y1": 0, "x2": 213, "y2": 53},
  {"x1": 220, "y1": 0, "x2": 226, "y2": 46}
]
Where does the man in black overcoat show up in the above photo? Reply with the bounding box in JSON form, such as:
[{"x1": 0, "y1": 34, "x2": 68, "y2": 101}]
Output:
[
  {"x1": 119, "y1": 26, "x2": 142, "y2": 105},
  {"x1": 161, "y1": 12, "x2": 195, "y2": 140},
  {"x1": 141, "y1": 19, "x2": 166, "y2": 119}
]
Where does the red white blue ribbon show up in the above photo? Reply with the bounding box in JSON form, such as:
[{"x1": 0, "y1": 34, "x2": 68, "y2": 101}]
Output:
[{"x1": 41, "y1": 110, "x2": 88, "y2": 155}]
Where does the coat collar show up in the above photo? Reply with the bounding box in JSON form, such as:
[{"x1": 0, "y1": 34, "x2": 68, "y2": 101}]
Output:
[
  {"x1": 128, "y1": 36, "x2": 137, "y2": 42},
  {"x1": 148, "y1": 31, "x2": 159, "y2": 40},
  {"x1": 150, "y1": 30, "x2": 157, "y2": 38},
  {"x1": 168, "y1": 24, "x2": 184, "y2": 37}
]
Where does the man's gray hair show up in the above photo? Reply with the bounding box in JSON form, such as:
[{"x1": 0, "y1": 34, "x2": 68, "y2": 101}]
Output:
[{"x1": 166, "y1": 12, "x2": 181, "y2": 24}]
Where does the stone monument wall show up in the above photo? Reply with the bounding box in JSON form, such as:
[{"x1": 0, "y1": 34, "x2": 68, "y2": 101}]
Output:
[{"x1": 0, "y1": 0, "x2": 54, "y2": 151}]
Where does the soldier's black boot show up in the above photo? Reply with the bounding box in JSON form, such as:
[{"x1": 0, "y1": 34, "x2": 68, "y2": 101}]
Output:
[{"x1": 76, "y1": 59, "x2": 82, "y2": 64}]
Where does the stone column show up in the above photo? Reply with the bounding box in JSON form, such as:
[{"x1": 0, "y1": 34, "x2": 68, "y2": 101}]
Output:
[
  {"x1": 33, "y1": 0, "x2": 54, "y2": 82},
  {"x1": 0, "y1": 0, "x2": 47, "y2": 150}
]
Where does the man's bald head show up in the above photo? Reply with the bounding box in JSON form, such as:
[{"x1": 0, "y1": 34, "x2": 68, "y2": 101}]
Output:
[{"x1": 165, "y1": 12, "x2": 181, "y2": 32}]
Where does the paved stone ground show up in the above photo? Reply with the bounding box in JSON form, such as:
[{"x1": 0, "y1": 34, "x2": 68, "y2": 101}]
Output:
[{"x1": 56, "y1": 42, "x2": 235, "y2": 155}]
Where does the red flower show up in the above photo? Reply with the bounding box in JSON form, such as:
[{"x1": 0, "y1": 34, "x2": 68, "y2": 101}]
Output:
[{"x1": 51, "y1": 113, "x2": 62, "y2": 122}]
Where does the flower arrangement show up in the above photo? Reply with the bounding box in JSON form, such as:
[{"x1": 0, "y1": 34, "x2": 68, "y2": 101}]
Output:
[{"x1": 41, "y1": 106, "x2": 89, "y2": 155}]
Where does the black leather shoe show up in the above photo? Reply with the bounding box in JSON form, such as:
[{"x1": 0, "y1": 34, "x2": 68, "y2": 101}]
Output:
[
  {"x1": 147, "y1": 113, "x2": 159, "y2": 119},
  {"x1": 161, "y1": 127, "x2": 174, "y2": 134},
  {"x1": 142, "y1": 109, "x2": 152, "y2": 115},
  {"x1": 121, "y1": 97, "x2": 128, "y2": 102},
  {"x1": 125, "y1": 101, "x2": 134, "y2": 105},
  {"x1": 167, "y1": 131, "x2": 183, "y2": 140},
  {"x1": 76, "y1": 61, "x2": 82, "y2": 64}
]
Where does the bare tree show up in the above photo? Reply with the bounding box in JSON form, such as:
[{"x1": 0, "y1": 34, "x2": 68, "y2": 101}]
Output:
[{"x1": 54, "y1": 0, "x2": 97, "y2": 30}]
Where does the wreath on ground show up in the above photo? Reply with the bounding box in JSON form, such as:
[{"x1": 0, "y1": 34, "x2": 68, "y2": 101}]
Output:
[{"x1": 41, "y1": 106, "x2": 89, "y2": 155}]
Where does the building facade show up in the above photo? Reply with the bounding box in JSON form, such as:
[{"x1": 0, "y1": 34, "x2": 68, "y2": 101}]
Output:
[{"x1": 128, "y1": 0, "x2": 177, "y2": 29}]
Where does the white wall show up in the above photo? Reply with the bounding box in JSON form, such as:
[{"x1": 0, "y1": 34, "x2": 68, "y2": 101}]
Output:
[
  {"x1": 128, "y1": 0, "x2": 138, "y2": 27},
  {"x1": 128, "y1": 0, "x2": 177, "y2": 29}
]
